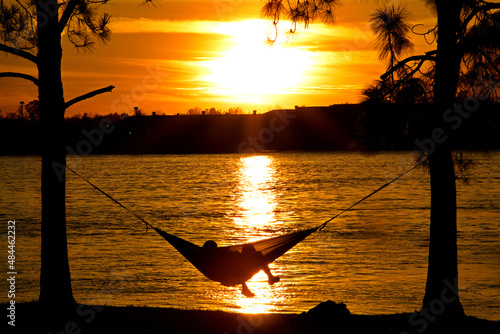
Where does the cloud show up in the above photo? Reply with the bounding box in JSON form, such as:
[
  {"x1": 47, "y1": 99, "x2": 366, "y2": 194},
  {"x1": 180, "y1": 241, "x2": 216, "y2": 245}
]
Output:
[{"x1": 111, "y1": 18, "x2": 222, "y2": 34}]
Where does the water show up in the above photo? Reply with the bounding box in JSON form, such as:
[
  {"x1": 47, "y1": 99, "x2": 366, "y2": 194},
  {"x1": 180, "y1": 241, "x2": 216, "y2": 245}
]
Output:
[{"x1": 0, "y1": 152, "x2": 499, "y2": 320}]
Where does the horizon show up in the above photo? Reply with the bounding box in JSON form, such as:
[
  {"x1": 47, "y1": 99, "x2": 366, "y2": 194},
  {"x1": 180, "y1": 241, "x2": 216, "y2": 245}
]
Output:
[{"x1": 0, "y1": 0, "x2": 434, "y2": 117}]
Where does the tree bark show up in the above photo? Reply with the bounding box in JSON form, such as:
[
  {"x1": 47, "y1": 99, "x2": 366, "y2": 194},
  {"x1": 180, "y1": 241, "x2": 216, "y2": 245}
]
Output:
[
  {"x1": 37, "y1": 0, "x2": 75, "y2": 308},
  {"x1": 423, "y1": 0, "x2": 464, "y2": 322}
]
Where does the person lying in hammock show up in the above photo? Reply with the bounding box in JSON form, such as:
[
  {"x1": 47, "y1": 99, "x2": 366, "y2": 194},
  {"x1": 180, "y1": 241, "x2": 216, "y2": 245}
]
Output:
[{"x1": 200, "y1": 240, "x2": 280, "y2": 297}]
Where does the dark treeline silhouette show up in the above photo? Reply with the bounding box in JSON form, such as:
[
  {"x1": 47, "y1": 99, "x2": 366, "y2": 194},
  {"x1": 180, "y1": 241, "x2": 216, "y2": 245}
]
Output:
[
  {"x1": 0, "y1": 105, "x2": 360, "y2": 154},
  {"x1": 354, "y1": 101, "x2": 500, "y2": 151},
  {"x1": 2, "y1": 103, "x2": 499, "y2": 155}
]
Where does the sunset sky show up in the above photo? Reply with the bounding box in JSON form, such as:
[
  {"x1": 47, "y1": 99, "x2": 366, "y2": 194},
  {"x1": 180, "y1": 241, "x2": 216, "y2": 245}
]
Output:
[{"x1": 0, "y1": 0, "x2": 435, "y2": 116}]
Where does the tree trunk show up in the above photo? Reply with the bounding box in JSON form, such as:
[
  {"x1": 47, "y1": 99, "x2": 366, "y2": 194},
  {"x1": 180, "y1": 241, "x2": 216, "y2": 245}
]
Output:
[
  {"x1": 423, "y1": 0, "x2": 464, "y2": 323},
  {"x1": 37, "y1": 0, "x2": 75, "y2": 307}
]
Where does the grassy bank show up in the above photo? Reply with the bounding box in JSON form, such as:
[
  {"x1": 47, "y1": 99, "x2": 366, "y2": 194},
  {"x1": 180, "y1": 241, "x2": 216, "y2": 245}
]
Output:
[{"x1": 6, "y1": 301, "x2": 499, "y2": 334}]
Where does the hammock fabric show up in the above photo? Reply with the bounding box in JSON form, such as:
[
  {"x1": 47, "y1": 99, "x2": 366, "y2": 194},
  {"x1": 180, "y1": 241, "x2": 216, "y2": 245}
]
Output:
[{"x1": 153, "y1": 227, "x2": 318, "y2": 286}]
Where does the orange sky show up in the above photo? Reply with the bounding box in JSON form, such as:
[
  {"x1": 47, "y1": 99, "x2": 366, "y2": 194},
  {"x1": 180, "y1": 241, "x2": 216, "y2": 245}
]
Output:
[{"x1": 0, "y1": 0, "x2": 435, "y2": 116}]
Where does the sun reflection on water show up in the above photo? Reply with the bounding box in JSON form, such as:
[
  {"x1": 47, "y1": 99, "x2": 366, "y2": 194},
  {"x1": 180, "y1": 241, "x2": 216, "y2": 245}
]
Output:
[
  {"x1": 233, "y1": 272, "x2": 286, "y2": 313},
  {"x1": 233, "y1": 155, "x2": 277, "y2": 230},
  {"x1": 228, "y1": 155, "x2": 286, "y2": 312}
]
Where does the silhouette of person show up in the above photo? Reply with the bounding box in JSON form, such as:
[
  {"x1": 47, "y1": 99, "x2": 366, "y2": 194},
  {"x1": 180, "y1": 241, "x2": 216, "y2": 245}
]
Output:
[
  {"x1": 201, "y1": 240, "x2": 280, "y2": 297},
  {"x1": 201, "y1": 240, "x2": 242, "y2": 283}
]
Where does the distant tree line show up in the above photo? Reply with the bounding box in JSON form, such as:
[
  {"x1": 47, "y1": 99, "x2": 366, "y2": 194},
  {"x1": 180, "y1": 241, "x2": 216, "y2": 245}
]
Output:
[
  {"x1": 0, "y1": 100, "x2": 39, "y2": 122},
  {"x1": 187, "y1": 106, "x2": 245, "y2": 115},
  {"x1": 0, "y1": 100, "x2": 135, "y2": 124},
  {"x1": 0, "y1": 102, "x2": 252, "y2": 120},
  {"x1": 65, "y1": 112, "x2": 128, "y2": 123}
]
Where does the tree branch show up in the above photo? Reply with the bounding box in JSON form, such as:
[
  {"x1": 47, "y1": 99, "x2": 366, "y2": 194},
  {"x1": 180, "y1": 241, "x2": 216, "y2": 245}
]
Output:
[
  {"x1": 385, "y1": 57, "x2": 428, "y2": 98},
  {"x1": 0, "y1": 43, "x2": 37, "y2": 64},
  {"x1": 461, "y1": 2, "x2": 500, "y2": 34},
  {"x1": 478, "y1": 49, "x2": 500, "y2": 77},
  {"x1": 65, "y1": 85, "x2": 115, "y2": 109},
  {"x1": 380, "y1": 51, "x2": 437, "y2": 80},
  {"x1": 0, "y1": 71, "x2": 39, "y2": 85},
  {"x1": 59, "y1": 0, "x2": 81, "y2": 34}
]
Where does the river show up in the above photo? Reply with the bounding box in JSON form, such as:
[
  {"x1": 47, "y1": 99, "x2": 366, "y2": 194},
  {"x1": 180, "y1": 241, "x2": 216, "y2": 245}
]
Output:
[{"x1": 0, "y1": 151, "x2": 498, "y2": 319}]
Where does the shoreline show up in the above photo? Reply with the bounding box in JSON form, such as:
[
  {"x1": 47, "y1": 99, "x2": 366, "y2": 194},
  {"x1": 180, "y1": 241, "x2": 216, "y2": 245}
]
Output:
[{"x1": 7, "y1": 301, "x2": 500, "y2": 334}]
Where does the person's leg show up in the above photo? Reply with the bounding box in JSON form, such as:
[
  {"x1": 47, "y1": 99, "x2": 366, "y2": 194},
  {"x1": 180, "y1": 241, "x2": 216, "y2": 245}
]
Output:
[
  {"x1": 241, "y1": 282, "x2": 255, "y2": 297},
  {"x1": 252, "y1": 251, "x2": 280, "y2": 284},
  {"x1": 262, "y1": 264, "x2": 280, "y2": 284}
]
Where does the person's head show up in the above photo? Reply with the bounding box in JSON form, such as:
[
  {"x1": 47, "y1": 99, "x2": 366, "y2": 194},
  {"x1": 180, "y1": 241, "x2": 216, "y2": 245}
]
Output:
[{"x1": 203, "y1": 240, "x2": 218, "y2": 251}]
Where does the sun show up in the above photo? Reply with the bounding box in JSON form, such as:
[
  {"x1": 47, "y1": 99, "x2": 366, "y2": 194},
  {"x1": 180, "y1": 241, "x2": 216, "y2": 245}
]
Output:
[{"x1": 203, "y1": 20, "x2": 313, "y2": 100}]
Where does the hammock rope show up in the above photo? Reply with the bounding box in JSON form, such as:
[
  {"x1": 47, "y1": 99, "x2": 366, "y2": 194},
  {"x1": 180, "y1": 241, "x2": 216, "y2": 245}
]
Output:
[
  {"x1": 65, "y1": 164, "x2": 156, "y2": 232},
  {"x1": 317, "y1": 157, "x2": 426, "y2": 231},
  {"x1": 66, "y1": 157, "x2": 425, "y2": 235}
]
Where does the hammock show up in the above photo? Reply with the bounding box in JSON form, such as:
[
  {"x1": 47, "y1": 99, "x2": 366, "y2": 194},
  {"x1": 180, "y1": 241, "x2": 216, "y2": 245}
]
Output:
[
  {"x1": 66, "y1": 165, "x2": 321, "y2": 287},
  {"x1": 65, "y1": 160, "x2": 423, "y2": 290},
  {"x1": 153, "y1": 226, "x2": 318, "y2": 286}
]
